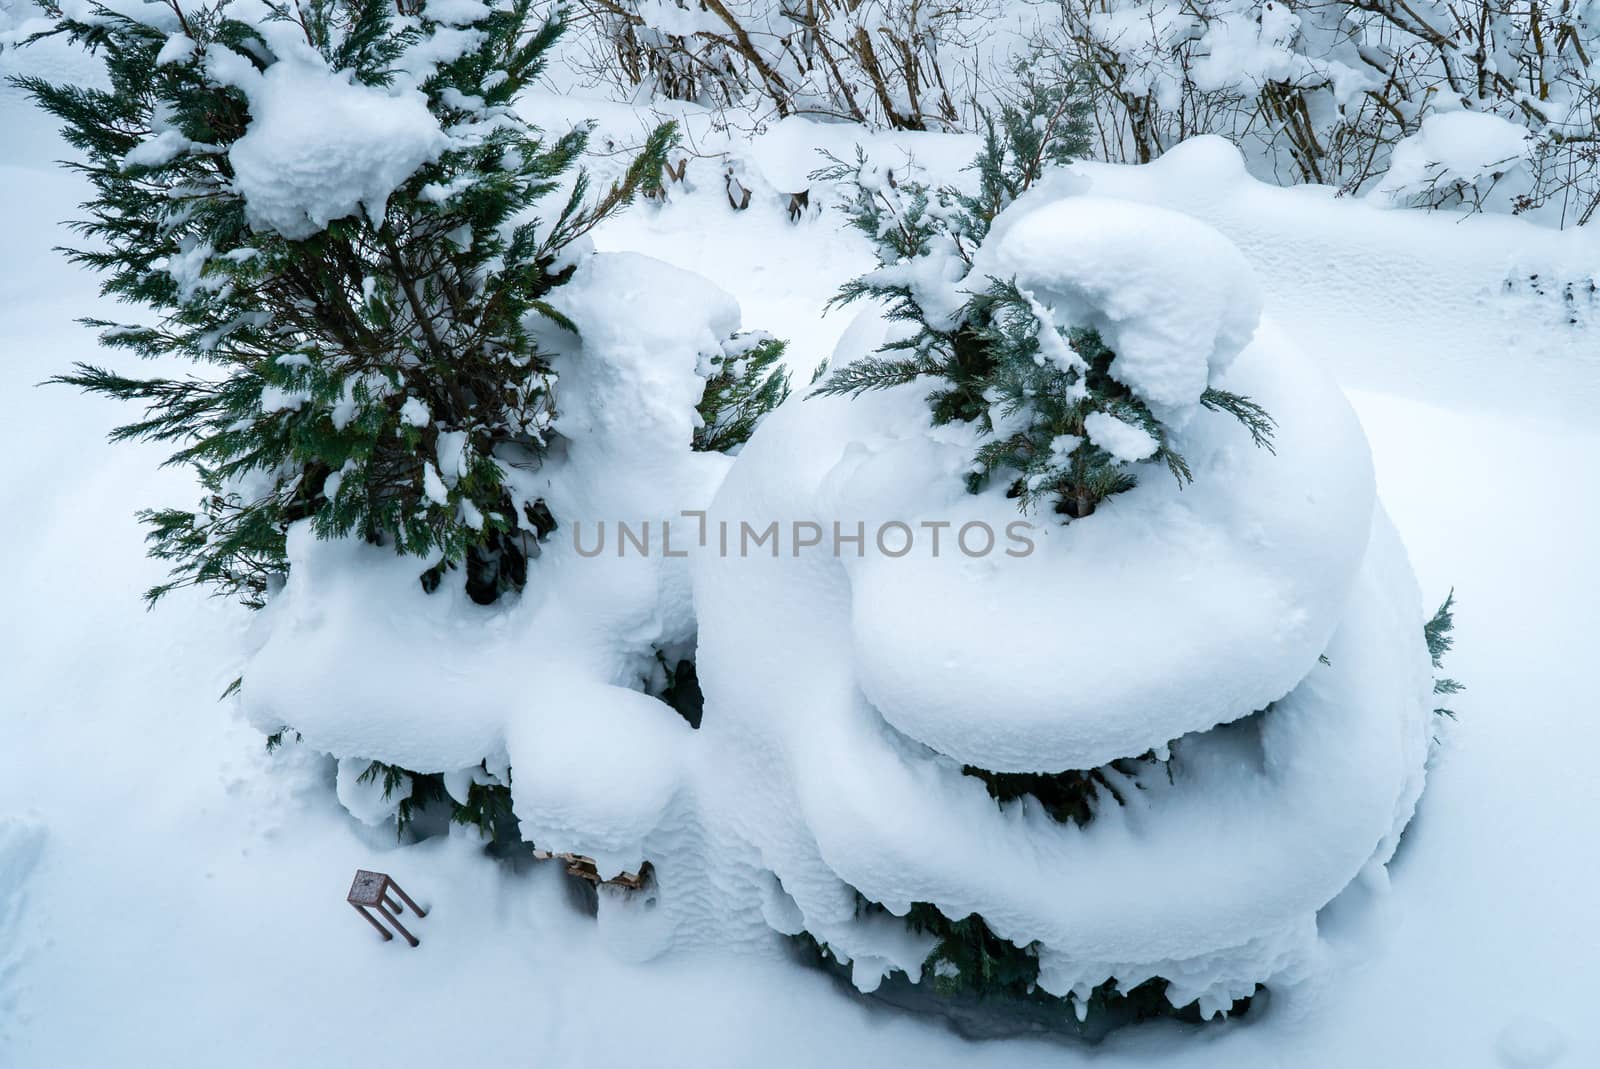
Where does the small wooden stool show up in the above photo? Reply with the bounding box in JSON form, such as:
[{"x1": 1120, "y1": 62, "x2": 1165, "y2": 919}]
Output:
[{"x1": 347, "y1": 869, "x2": 427, "y2": 947}]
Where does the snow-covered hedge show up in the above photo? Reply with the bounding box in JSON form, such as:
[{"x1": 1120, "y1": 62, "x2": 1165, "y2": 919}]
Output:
[
  {"x1": 560, "y1": 0, "x2": 1600, "y2": 223},
  {"x1": 563, "y1": 0, "x2": 1029, "y2": 130},
  {"x1": 1046, "y1": 0, "x2": 1600, "y2": 223}
]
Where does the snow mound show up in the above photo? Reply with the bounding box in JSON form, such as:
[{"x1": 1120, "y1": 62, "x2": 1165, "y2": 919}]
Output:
[
  {"x1": 686, "y1": 189, "x2": 1430, "y2": 1009},
  {"x1": 507, "y1": 680, "x2": 695, "y2": 880},
  {"x1": 211, "y1": 49, "x2": 447, "y2": 240},
  {"x1": 544, "y1": 252, "x2": 741, "y2": 476},
  {"x1": 971, "y1": 195, "x2": 1263, "y2": 416},
  {"x1": 812, "y1": 316, "x2": 1373, "y2": 771},
  {"x1": 243, "y1": 252, "x2": 735, "y2": 789},
  {"x1": 693, "y1": 377, "x2": 1428, "y2": 1007},
  {"x1": 1377, "y1": 112, "x2": 1532, "y2": 203}
]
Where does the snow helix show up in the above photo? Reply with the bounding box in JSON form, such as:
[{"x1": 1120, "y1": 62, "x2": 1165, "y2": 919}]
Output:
[{"x1": 686, "y1": 192, "x2": 1437, "y2": 1035}]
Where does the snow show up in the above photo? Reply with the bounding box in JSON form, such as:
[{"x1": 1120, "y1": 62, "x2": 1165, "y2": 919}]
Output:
[
  {"x1": 1377, "y1": 111, "x2": 1533, "y2": 203},
  {"x1": 696, "y1": 477, "x2": 1430, "y2": 1000},
  {"x1": 121, "y1": 128, "x2": 190, "y2": 169},
  {"x1": 972, "y1": 195, "x2": 1263, "y2": 416},
  {"x1": 153, "y1": 33, "x2": 193, "y2": 65},
  {"x1": 398, "y1": 396, "x2": 430, "y2": 427},
  {"x1": 1082, "y1": 409, "x2": 1158, "y2": 461},
  {"x1": 213, "y1": 50, "x2": 447, "y2": 240},
  {"x1": 506, "y1": 679, "x2": 694, "y2": 880},
  {"x1": 335, "y1": 757, "x2": 410, "y2": 827},
  {"x1": 633, "y1": 0, "x2": 730, "y2": 38},
  {"x1": 423, "y1": 0, "x2": 490, "y2": 26},
  {"x1": 0, "y1": 815, "x2": 45, "y2": 1035},
  {"x1": 822, "y1": 316, "x2": 1376, "y2": 772},
  {"x1": 242, "y1": 252, "x2": 739, "y2": 777},
  {"x1": 1066, "y1": 135, "x2": 1600, "y2": 425},
  {"x1": 687, "y1": 228, "x2": 1426, "y2": 1003},
  {"x1": 2, "y1": 43, "x2": 1599, "y2": 1068},
  {"x1": 1494, "y1": 1015, "x2": 1569, "y2": 1068}
]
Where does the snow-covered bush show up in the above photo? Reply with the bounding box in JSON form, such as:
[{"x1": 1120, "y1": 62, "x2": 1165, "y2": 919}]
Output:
[
  {"x1": 565, "y1": 0, "x2": 1017, "y2": 129},
  {"x1": 682, "y1": 131, "x2": 1437, "y2": 1030},
  {"x1": 16, "y1": 0, "x2": 676, "y2": 608},
  {"x1": 17, "y1": 0, "x2": 789, "y2": 839},
  {"x1": 562, "y1": 0, "x2": 1600, "y2": 223},
  {"x1": 241, "y1": 252, "x2": 772, "y2": 845},
  {"x1": 814, "y1": 74, "x2": 1275, "y2": 519},
  {"x1": 1043, "y1": 0, "x2": 1600, "y2": 223},
  {"x1": 550, "y1": 0, "x2": 1600, "y2": 224}
]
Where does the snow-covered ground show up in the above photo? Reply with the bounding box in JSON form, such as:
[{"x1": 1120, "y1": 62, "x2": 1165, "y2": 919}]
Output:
[{"x1": 2, "y1": 34, "x2": 1597, "y2": 1067}]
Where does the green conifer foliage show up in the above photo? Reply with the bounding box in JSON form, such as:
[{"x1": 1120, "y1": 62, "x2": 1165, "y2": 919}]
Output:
[
  {"x1": 962, "y1": 751, "x2": 1163, "y2": 828},
  {"x1": 16, "y1": 0, "x2": 675, "y2": 607},
  {"x1": 799, "y1": 893, "x2": 1255, "y2": 1036},
  {"x1": 694, "y1": 332, "x2": 790, "y2": 454},
  {"x1": 1425, "y1": 590, "x2": 1464, "y2": 717},
  {"x1": 812, "y1": 63, "x2": 1275, "y2": 519}
]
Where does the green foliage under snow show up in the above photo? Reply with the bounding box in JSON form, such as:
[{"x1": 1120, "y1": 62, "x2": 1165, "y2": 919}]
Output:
[
  {"x1": 812, "y1": 62, "x2": 1275, "y2": 519},
  {"x1": 19, "y1": 0, "x2": 675, "y2": 607}
]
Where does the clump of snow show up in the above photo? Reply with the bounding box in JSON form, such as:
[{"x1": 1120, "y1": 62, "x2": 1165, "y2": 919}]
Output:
[
  {"x1": 398, "y1": 397, "x2": 430, "y2": 427},
  {"x1": 423, "y1": 0, "x2": 490, "y2": 26},
  {"x1": 690, "y1": 315, "x2": 1428, "y2": 1008},
  {"x1": 121, "y1": 128, "x2": 190, "y2": 169},
  {"x1": 208, "y1": 48, "x2": 447, "y2": 240},
  {"x1": 970, "y1": 195, "x2": 1263, "y2": 417},
  {"x1": 507, "y1": 680, "x2": 694, "y2": 879},
  {"x1": 1377, "y1": 111, "x2": 1532, "y2": 204},
  {"x1": 335, "y1": 756, "x2": 410, "y2": 827},
  {"x1": 1082, "y1": 409, "x2": 1157, "y2": 461},
  {"x1": 153, "y1": 32, "x2": 194, "y2": 65}
]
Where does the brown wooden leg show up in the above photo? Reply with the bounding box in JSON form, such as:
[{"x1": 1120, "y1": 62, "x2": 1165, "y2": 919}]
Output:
[
  {"x1": 352, "y1": 902, "x2": 392, "y2": 941},
  {"x1": 382, "y1": 892, "x2": 404, "y2": 915},
  {"x1": 388, "y1": 880, "x2": 427, "y2": 918},
  {"x1": 378, "y1": 901, "x2": 419, "y2": 947}
]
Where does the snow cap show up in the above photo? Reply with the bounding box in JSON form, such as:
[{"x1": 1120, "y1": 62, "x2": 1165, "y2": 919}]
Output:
[{"x1": 971, "y1": 195, "x2": 1263, "y2": 420}]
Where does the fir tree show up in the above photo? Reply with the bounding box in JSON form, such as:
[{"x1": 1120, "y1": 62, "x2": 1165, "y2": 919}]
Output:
[
  {"x1": 812, "y1": 61, "x2": 1275, "y2": 519},
  {"x1": 16, "y1": 0, "x2": 676, "y2": 607}
]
